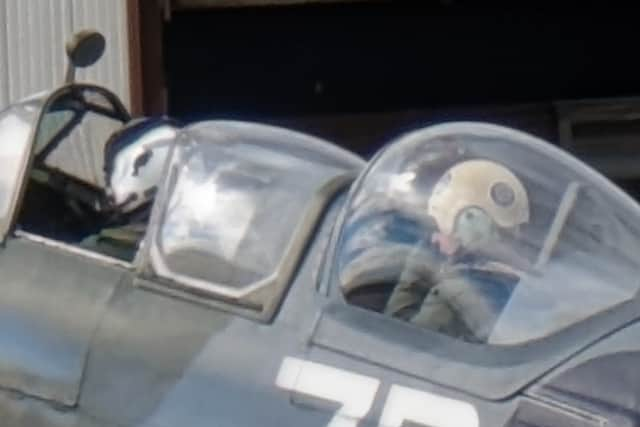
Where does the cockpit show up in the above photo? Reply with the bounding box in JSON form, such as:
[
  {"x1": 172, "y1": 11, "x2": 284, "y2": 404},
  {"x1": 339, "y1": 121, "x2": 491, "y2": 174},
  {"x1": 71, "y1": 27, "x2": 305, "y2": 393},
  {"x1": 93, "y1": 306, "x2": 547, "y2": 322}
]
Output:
[{"x1": 333, "y1": 122, "x2": 640, "y2": 345}]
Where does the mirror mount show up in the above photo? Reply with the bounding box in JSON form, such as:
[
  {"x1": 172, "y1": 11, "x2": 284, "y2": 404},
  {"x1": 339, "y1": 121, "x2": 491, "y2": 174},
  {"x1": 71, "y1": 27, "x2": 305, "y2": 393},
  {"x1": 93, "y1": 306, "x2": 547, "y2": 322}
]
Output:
[{"x1": 64, "y1": 30, "x2": 106, "y2": 84}]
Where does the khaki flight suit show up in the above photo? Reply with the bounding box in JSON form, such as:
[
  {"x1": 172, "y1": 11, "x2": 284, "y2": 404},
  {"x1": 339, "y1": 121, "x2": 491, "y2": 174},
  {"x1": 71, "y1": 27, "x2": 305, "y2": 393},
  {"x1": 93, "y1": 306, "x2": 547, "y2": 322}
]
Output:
[{"x1": 384, "y1": 243, "x2": 518, "y2": 342}]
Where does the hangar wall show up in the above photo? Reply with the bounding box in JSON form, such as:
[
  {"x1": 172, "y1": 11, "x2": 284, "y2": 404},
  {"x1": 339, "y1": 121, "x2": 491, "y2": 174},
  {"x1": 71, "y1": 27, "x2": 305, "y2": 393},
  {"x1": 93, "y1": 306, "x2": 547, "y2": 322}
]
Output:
[
  {"x1": 0, "y1": 0, "x2": 131, "y2": 187},
  {"x1": 0, "y1": 0, "x2": 130, "y2": 109}
]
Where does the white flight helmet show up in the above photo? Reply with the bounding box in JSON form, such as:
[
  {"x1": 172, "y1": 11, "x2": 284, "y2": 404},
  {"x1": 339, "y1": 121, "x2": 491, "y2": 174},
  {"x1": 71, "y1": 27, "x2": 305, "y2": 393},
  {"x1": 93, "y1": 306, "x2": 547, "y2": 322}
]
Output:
[
  {"x1": 104, "y1": 120, "x2": 178, "y2": 213},
  {"x1": 428, "y1": 159, "x2": 530, "y2": 249}
]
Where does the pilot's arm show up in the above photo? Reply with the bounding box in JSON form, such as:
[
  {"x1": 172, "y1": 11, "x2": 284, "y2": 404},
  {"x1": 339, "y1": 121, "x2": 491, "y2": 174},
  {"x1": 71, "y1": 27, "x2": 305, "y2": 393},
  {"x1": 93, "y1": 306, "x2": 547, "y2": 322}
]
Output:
[
  {"x1": 384, "y1": 240, "x2": 438, "y2": 320},
  {"x1": 412, "y1": 266, "x2": 518, "y2": 342},
  {"x1": 384, "y1": 243, "x2": 474, "y2": 339},
  {"x1": 384, "y1": 257, "x2": 479, "y2": 341},
  {"x1": 410, "y1": 282, "x2": 460, "y2": 334}
]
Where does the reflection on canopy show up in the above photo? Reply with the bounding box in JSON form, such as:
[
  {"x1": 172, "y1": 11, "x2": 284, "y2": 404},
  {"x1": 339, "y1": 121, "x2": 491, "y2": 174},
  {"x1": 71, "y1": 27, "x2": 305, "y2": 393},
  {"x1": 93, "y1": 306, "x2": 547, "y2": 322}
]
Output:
[
  {"x1": 148, "y1": 121, "x2": 364, "y2": 306},
  {"x1": 335, "y1": 122, "x2": 640, "y2": 345}
]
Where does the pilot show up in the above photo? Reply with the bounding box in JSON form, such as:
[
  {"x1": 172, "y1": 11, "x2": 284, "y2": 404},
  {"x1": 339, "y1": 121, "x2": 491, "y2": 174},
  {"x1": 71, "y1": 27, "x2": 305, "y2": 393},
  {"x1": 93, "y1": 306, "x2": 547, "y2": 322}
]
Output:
[
  {"x1": 383, "y1": 159, "x2": 531, "y2": 342},
  {"x1": 80, "y1": 122, "x2": 174, "y2": 261}
]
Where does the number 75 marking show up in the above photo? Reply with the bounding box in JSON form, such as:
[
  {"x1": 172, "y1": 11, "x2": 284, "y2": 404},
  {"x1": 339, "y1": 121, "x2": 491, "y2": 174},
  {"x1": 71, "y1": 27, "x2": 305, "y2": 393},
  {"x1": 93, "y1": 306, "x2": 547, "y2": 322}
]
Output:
[{"x1": 276, "y1": 357, "x2": 479, "y2": 427}]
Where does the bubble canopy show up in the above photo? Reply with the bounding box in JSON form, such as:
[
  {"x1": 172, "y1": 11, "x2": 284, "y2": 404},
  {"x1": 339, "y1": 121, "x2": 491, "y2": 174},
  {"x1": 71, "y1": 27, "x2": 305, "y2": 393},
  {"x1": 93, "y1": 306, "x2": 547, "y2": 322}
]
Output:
[{"x1": 334, "y1": 122, "x2": 640, "y2": 345}]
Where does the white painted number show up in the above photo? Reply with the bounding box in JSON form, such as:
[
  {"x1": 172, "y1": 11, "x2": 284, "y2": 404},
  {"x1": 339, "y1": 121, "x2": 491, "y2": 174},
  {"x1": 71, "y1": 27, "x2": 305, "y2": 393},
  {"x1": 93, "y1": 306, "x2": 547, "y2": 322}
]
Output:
[
  {"x1": 276, "y1": 356, "x2": 380, "y2": 427},
  {"x1": 379, "y1": 385, "x2": 479, "y2": 427},
  {"x1": 276, "y1": 357, "x2": 479, "y2": 427}
]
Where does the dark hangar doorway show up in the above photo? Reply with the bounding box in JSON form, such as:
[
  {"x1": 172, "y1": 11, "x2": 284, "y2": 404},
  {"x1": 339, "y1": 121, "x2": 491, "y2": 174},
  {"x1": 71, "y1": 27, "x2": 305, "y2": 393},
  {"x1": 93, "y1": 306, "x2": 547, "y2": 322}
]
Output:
[{"x1": 140, "y1": 2, "x2": 640, "y2": 197}]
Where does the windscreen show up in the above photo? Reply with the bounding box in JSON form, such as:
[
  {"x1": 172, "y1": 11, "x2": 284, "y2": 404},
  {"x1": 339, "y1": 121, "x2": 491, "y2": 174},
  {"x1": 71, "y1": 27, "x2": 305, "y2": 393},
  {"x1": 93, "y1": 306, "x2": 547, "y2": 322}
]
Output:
[
  {"x1": 335, "y1": 122, "x2": 640, "y2": 345},
  {"x1": 0, "y1": 99, "x2": 42, "y2": 235}
]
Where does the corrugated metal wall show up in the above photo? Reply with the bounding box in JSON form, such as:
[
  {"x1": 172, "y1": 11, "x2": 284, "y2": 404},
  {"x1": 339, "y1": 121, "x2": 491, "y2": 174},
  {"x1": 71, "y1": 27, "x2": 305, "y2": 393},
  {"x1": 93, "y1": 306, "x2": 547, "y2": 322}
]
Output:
[
  {"x1": 0, "y1": 0, "x2": 130, "y2": 109},
  {"x1": 0, "y1": 0, "x2": 131, "y2": 188}
]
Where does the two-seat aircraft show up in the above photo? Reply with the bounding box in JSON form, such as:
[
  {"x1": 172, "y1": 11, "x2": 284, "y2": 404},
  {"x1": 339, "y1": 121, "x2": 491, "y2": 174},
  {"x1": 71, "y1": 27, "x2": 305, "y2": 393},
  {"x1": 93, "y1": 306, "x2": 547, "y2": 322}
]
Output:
[{"x1": 0, "y1": 30, "x2": 638, "y2": 427}]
